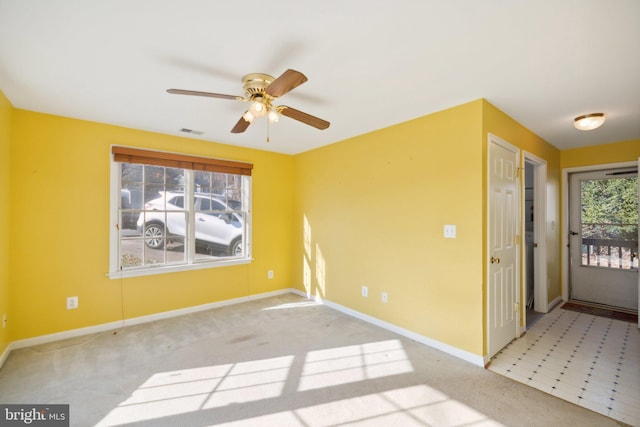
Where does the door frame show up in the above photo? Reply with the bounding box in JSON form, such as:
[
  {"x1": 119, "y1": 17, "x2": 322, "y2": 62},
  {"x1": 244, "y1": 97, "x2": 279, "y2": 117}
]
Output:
[
  {"x1": 523, "y1": 152, "x2": 548, "y2": 324},
  {"x1": 486, "y1": 133, "x2": 521, "y2": 359},
  {"x1": 561, "y1": 160, "x2": 637, "y2": 304}
]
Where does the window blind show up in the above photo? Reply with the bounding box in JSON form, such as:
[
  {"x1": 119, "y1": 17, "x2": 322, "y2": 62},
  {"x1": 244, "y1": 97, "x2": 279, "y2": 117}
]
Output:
[{"x1": 112, "y1": 146, "x2": 253, "y2": 176}]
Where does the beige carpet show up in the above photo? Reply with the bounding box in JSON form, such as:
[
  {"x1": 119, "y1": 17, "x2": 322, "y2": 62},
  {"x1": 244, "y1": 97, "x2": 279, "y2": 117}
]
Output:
[{"x1": 0, "y1": 294, "x2": 625, "y2": 426}]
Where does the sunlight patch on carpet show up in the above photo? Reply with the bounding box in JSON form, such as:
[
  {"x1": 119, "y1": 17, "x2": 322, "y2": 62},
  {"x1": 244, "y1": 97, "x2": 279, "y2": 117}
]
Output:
[
  {"x1": 95, "y1": 356, "x2": 294, "y2": 426},
  {"x1": 298, "y1": 339, "x2": 413, "y2": 391},
  {"x1": 95, "y1": 339, "x2": 417, "y2": 426},
  {"x1": 217, "y1": 385, "x2": 505, "y2": 427}
]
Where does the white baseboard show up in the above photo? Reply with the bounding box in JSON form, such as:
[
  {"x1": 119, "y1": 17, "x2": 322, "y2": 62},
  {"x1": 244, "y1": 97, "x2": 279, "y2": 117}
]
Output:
[
  {"x1": 291, "y1": 289, "x2": 485, "y2": 367},
  {"x1": 2, "y1": 288, "x2": 486, "y2": 370},
  {"x1": 121, "y1": 288, "x2": 291, "y2": 328},
  {"x1": 10, "y1": 320, "x2": 124, "y2": 351},
  {"x1": 0, "y1": 341, "x2": 11, "y2": 369},
  {"x1": 4, "y1": 289, "x2": 293, "y2": 357},
  {"x1": 549, "y1": 295, "x2": 564, "y2": 311}
]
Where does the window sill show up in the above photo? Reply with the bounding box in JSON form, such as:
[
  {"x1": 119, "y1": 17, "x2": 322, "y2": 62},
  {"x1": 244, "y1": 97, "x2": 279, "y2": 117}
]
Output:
[{"x1": 108, "y1": 258, "x2": 253, "y2": 279}]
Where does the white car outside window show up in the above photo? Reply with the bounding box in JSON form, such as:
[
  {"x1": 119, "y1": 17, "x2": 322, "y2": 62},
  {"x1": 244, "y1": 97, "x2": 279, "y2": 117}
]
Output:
[{"x1": 137, "y1": 192, "x2": 243, "y2": 256}]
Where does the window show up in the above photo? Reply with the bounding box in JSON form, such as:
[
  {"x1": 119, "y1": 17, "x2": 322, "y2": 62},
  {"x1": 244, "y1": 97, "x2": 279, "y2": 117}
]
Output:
[
  {"x1": 580, "y1": 176, "x2": 638, "y2": 270},
  {"x1": 110, "y1": 147, "x2": 252, "y2": 277}
]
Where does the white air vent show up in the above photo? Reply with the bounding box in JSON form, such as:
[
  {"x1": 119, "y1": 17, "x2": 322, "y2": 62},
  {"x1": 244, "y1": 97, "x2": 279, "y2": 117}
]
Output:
[{"x1": 180, "y1": 128, "x2": 204, "y2": 135}]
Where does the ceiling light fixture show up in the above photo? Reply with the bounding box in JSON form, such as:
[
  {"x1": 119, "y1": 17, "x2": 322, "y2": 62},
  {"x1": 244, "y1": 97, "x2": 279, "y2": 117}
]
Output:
[
  {"x1": 250, "y1": 99, "x2": 266, "y2": 116},
  {"x1": 574, "y1": 113, "x2": 606, "y2": 131},
  {"x1": 242, "y1": 110, "x2": 255, "y2": 123},
  {"x1": 268, "y1": 109, "x2": 279, "y2": 123}
]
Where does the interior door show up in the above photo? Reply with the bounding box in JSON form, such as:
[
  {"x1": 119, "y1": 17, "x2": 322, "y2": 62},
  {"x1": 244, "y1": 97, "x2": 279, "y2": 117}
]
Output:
[
  {"x1": 488, "y1": 136, "x2": 519, "y2": 358},
  {"x1": 569, "y1": 169, "x2": 638, "y2": 310}
]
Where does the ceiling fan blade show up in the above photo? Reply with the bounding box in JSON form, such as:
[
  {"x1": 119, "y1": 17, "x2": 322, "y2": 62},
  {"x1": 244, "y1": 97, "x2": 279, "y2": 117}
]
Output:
[
  {"x1": 231, "y1": 115, "x2": 251, "y2": 133},
  {"x1": 279, "y1": 106, "x2": 330, "y2": 130},
  {"x1": 265, "y1": 69, "x2": 308, "y2": 98},
  {"x1": 167, "y1": 89, "x2": 243, "y2": 101}
]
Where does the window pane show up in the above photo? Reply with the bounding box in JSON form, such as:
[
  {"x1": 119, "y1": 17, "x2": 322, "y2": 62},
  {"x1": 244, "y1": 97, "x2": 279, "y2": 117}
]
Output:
[
  {"x1": 212, "y1": 200, "x2": 225, "y2": 212},
  {"x1": 120, "y1": 210, "x2": 140, "y2": 231},
  {"x1": 199, "y1": 197, "x2": 211, "y2": 211},
  {"x1": 121, "y1": 163, "x2": 143, "y2": 187},
  {"x1": 144, "y1": 185, "x2": 163, "y2": 206},
  {"x1": 121, "y1": 184, "x2": 143, "y2": 209},
  {"x1": 145, "y1": 165, "x2": 165, "y2": 183},
  {"x1": 580, "y1": 177, "x2": 638, "y2": 270},
  {"x1": 212, "y1": 172, "x2": 226, "y2": 194},
  {"x1": 194, "y1": 246, "x2": 218, "y2": 261},
  {"x1": 144, "y1": 246, "x2": 166, "y2": 266},
  {"x1": 120, "y1": 179, "x2": 143, "y2": 230},
  {"x1": 194, "y1": 170, "x2": 211, "y2": 193},
  {"x1": 194, "y1": 185, "x2": 243, "y2": 258},
  {"x1": 229, "y1": 175, "x2": 243, "y2": 210},
  {"x1": 165, "y1": 237, "x2": 186, "y2": 264},
  {"x1": 121, "y1": 239, "x2": 144, "y2": 268},
  {"x1": 165, "y1": 167, "x2": 184, "y2": 186}
]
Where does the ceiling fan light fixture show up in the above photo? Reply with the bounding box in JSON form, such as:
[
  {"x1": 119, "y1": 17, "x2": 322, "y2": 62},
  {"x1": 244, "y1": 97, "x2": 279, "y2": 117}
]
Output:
[
  {"x1": 253, "y1": 101, "x2": 264, "y2": 113},
  {"x1": 268, "y1": 109, "x2": 279, "y2": 123},
  {"x1": 574, "y1": 113, "x2": 606, "y2": 131},
  {"x1": 249, "y1": 98, "x2": 267, "y2": 118},
  {"x1": 242, "y1": 110, "x2": 255, "y2": 123}
]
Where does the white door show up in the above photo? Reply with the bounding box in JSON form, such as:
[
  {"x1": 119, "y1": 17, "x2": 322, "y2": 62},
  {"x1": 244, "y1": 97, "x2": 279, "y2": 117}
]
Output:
[
  {"x1": 488, "y1": 135, "x2": 519, "y2": 358},
  {"x1": 569, "y1": 169, "x2": 638, "y2": 310}
]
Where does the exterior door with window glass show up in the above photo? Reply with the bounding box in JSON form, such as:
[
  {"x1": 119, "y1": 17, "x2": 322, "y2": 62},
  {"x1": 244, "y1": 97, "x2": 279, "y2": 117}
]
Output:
[{"x1": 569, "y1": 169, "x2": 638, "y2": 310}]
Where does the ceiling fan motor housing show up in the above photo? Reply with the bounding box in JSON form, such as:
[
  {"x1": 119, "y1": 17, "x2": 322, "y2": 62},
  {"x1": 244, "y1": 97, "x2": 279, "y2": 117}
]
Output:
[{"x1": 242, "y1": 73, "x2": 274, "y2": 97}]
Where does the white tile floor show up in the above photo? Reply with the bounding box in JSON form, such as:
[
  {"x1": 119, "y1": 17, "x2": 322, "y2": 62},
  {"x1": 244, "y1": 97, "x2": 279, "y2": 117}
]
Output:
[{"x1": 489, "y1": 305, "x2": 640, "y2": 426}]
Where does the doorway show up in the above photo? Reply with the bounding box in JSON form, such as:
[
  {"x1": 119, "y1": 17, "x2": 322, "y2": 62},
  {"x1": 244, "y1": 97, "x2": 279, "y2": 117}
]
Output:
[
  {"x1": 568, "y1": 167, "x2": 638, "y2": 311},
  {"x1": 523, "y1": 155, "x2": 548, "y2": 330},
  {"x1": 524, "y1": 161, "x2": 540, "y2": 328}
]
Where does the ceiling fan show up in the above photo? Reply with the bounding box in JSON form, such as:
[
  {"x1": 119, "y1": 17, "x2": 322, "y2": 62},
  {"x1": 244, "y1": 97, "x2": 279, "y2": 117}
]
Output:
[{"x1": 167, "y1": 69, "x2": 330, "y2": 135}]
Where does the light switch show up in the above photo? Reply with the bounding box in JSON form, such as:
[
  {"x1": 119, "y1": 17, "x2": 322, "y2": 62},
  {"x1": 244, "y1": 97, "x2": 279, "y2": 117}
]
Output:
[{"x1": 444, "y1": 224, "x2": 456, "y2": 238}]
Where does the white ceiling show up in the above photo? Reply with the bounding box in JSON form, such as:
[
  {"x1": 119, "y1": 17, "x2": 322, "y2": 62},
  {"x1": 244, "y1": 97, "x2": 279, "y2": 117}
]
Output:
[{"x1": 1, "y1": 0, "x2": 638, "y2": 155}]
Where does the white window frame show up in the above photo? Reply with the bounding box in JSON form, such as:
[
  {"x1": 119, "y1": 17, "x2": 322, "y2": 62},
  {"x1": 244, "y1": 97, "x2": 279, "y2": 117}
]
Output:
[{"x1": 108, "y1": 149, "x2": 252, "y2": 279}]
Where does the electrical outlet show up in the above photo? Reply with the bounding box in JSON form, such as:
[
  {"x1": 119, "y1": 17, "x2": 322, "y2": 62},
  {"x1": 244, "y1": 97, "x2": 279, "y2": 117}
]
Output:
[
  {"x1": 66, "y1": 296, "x2": 78, "y2": 310},
  {"x1": 268, "y1": 270, "x2": 274, "y2": 279},
  {"x1": 2, "y1": 313, "x2": 6, "y2": 328},
  {"x1": 444, "y1": 224, "x2": 457, "y2": 238},
  {"x1": 362, "y1": 285, "x2": 368, "y2": 297},
  {"x1": 381, "y1": 292, "x2": 388, "y2": 303}
]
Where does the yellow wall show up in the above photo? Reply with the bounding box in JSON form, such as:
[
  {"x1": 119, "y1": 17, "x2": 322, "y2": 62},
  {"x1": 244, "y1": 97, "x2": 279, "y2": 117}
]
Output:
[
  {"x1": 0, "y1": 91, "x2": 12, "y2": 355},
  {"x1": 293, "y1": 100, "x2": 486, "y2": 355},
  {"x1": 561, "y1": 139, "x2": 640, "y2": 168},
  {"x1": 292, "y1": 99, "x2": 562, "y2": 357},
  {"x1": 9, "y1": 110, "x2": 294, "y2": 340}
]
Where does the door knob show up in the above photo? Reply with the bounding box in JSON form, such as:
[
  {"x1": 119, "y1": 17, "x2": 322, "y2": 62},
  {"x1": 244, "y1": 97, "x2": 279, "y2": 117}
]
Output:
[{"x1": 491, "y1": 256, "x2": 501, "y2": 264}]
